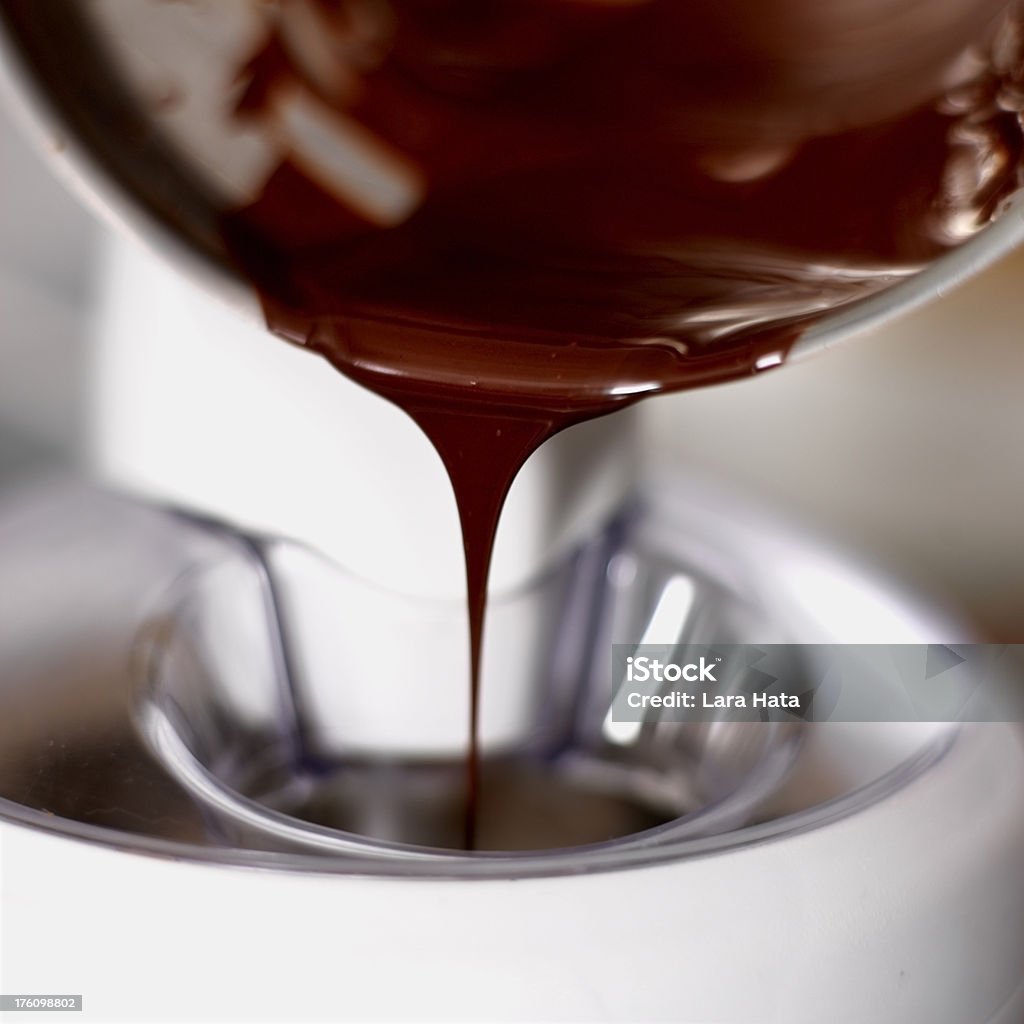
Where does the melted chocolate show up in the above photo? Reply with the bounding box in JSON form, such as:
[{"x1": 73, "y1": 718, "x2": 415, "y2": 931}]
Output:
[{"x1": 220, "y1": 0, "x2": 1024, "y2": 847}]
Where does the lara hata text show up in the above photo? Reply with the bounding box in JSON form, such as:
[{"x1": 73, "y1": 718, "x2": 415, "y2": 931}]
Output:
[{"x1": 626, "y1": 691, "x2": 801, "y2": 710}]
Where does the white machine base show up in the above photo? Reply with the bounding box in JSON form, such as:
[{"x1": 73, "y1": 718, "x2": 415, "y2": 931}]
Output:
[{"x1": 2, "y1": 723, "x2": 1023, "y2": 1023}]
